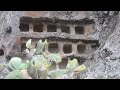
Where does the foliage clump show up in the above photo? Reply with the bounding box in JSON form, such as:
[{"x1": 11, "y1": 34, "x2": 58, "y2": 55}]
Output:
[{"x1": 5, "y1": 39, "x2": 86, "y2": 79}]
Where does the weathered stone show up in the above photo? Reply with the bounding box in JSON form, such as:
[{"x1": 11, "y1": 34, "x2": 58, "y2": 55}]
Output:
[
  {"x1": 0, "y1": 11, "x2": 120, "y2": 79},
  {"x1": 0, "y1": 67, "x2": 10, "y2": 79}
]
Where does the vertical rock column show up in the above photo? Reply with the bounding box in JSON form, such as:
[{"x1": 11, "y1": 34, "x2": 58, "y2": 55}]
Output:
[
  {"x1": 57, "y1": 25, "x2": 61, "y2": 33},
  {"x1": 72, "y1": 44, "x2": 77, "y2": 55},
  {"x1": 29, "y1": 23, "x2": 34, "y2": 32},
  {"x1": 57, "y1": 25, "x2": 63, "y2": 55},
  {"x1": 43, "y1": 23, "x2": 47, "y2": 33},
  {"x1": 70, "y1": 25, "x2": 75, "y2": 34},
  {"x1": 59, "y1": 42, "x2": 64, "y2": 57},
  {"x1": 43, "y1": 23, "x2": 49, "y2": 53},
  {"x1": 86, "y1": 44, "x2": 91, "y2": 54}
]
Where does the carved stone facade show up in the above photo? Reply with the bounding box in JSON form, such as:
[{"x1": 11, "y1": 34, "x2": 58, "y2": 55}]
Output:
[
  {"x1": 19, "y1": 17, "x2": 99, "y2": 63},
  {"x1": 0, "y1": 11, "x2": 99, "y2": 65}
]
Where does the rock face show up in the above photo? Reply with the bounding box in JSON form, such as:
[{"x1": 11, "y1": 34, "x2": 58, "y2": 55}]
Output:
[
  {"x1": 82, "y1": 11, "x2": 120, "y2": 79},
  {"x1": 0, "y1": 11, "x2": 120, "y2": 79}
]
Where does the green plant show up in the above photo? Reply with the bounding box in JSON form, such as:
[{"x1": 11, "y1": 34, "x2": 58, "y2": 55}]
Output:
[
  {"x1": 5, "y1": 70, "x2": 22, "y2": 79},
  {"x1": 5, "y1": 39, "x2": 87, "y2": 79},
  {"x1": 7, "y1": 57, "x2": 22, "y2": 71},
  {"x1": 48, "y1": 53, "x2": 62, "y2": 69},
  {"x1": 0, "y1": 64, "x2": 5, "y2": 71},
  {"x1": 5, "y1": 57, "x2": 29, "y2": 79}
]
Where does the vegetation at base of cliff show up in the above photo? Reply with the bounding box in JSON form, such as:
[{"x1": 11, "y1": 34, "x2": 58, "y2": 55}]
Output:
[{"x1": 5, "y1": 39, "x2": 86, "y2": 79}]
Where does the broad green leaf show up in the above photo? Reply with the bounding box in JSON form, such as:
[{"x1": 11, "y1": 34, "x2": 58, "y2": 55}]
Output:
[
  {"x1": 44, "y1": 39, "x2": 48, "y2": 52},
  {"x1": 30, "y1": 49, "x2": 36, "y2": 55},
  {"x1": 27, "y1": 59, "x2": 38, "y2": 79},
  {"x1": 26, "y1": 39, "x2": 32, "y2": 49},
  {"x1": 25, "y1": 49, "x2": 30, "y2": 53},
  {"x1": 48, "y1": 54, "x2": 62, "y2": 64},
  {"x1": 66, "y1": 58, "x2": 78, "y2": 72},
  {"x1": 0, "y1": 64, "x2": 5, "y2": 71},
  {"x1": 6, "y1": 70, "x2": 22, "y2": 79},
  {"x1": 8, "y1": 64, "x2": 16, "y2": 71},
  {"x1": 44, "y1": 39, "x2": 48, "y2": 45},
  {"x1": 32, "y1": 55, "x2": 45, "y2": 64},
  {"x1": 74, "y1": 64, "x2": 86, "y2": 73},
  {"x1": 19, "y1": 63, "x2": 28, "y2": 70},
  {"x1": 48, "y1": 69, "x2": 65, "y2": 79},
  {"x1": 32, "y1": 55, "x2": 50, "y2": 68},
  {"x1": 35, "y1": 40, "x2": 44, "y2": 54},
  {"x1": 8, "y1": 57, "x2": 22, "y2": 70}
]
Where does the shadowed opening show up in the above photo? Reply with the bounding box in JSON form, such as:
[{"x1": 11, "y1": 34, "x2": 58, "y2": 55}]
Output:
[
  {"x1": 75, "y1": 26, "x2": 84, "y2": 34},
  {"x1": 33, "y1": 24, "x2": 43, "y2": 32},
  {"x1": 49, "y1": 43, "x2": 59, "y2": 53},
  {"x1": 63, "y1": 44, "x2": 72, "y2": 54},
  {"x1": 19, "y1": 23, "x2": 29, "y2": 32},
  {"x1": 47, "y1": 25, "x2": 57, "y2": 32},
  {"x1": 21, "y1": 43, "x2": 26, "y2": 52},
  {"x1": 61, "y1": 26, "x2": 70, "y2": 34},
  {"x1": 0, "y1": 49, "x2": 4, "y2": 56},
  {"x1": 91, "y1": 44, "x2": 98, "y2": 51},
  {"x1": 77, "y1": 44, "x2": 86, "y2": 54}
]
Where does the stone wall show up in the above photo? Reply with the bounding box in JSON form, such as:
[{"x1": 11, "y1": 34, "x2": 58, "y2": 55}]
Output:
[
  {"x1": 0, "y1": 11, "x2": 99, "y2": 62},
  {"x1": 0, "y1": 11, "x2": 120, "y2": 79}
]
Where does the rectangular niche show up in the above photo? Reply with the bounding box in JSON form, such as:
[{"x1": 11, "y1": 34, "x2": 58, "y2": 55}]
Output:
[
  {"x1": 33, "y1": 24, "x2": 43, "y2": 32},
  {"x1": 75, "y1": 26, "x2": 84, "y2": 34},
  {"x1": 47, "y1": 24, "x2": 57, "y2": 32},
  {"x1": 48, "y1": 43, "x2": 59, "y2": 53},
  {"x1": 21, "y1": 43, "x2": 26, "y2": 52},
  {"x1": 61, "y1": 25, "x2": 70, "y2": 34},
  {"x1": 91, "y1": 44, "x2": 98, "y2": 51},
  {"x1": 19, "y1": 23, "x2": 29, "y2": 32},
  {"x1": 0, "y1": 49, "x2": 4, "y2": 56},
  {"x1": 63, "y1": 44, "x2": 72, "y2": 54},
  {"x1": 77, "y1": 44, "x2": 86, "y2": 54}
]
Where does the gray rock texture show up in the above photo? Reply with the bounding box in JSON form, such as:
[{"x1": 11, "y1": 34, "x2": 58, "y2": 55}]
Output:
[{"x1": 0, "y1": 11, "x2": 120, "y2": 79}]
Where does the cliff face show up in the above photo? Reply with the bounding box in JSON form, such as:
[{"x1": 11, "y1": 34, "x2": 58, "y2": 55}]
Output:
[
  {"x1": 0, "y1": 11, "x2": 120, "y2": 79},
  {"x1": 82, "y1": 11, "x2": 120, "y2": 79}
]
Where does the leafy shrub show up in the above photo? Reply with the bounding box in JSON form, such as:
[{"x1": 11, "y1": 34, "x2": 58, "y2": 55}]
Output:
[{"x1": 5, "y1": 39, "x2": 87, "y2": 79}]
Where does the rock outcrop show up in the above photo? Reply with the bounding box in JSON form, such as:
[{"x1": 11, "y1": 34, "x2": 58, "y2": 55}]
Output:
[{"x1": 0, "y1": 11, "x2": 120, "y2": 79}]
